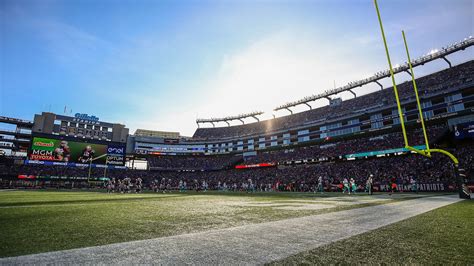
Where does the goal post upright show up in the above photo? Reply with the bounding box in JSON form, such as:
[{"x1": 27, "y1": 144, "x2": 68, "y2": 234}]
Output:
[
  {"x1": 401, "y1": 30, "x2": 431, "y2": 156},
  {"x1": 373, "y1": 0, "x2": 429, "y2": 157},
  {"x1": 401, "y1": 31, "x2": 463, "y2": 166},
  {"x1": 373, "y1": 0, "x2": 410, "y2": 151}
]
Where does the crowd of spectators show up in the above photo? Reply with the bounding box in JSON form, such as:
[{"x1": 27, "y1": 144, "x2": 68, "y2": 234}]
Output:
[
  {"x1": 193, "y1": 60, "x2": 474, "y2": 140},
  {"x1": 2, "y1": 142, "x2": 472, "y2": 192},
  {"x1": 142, "y1": 145, "x2": 473, "y2": 193},
  {"x1": 147, "y1": 154, "x2": 242, "y2": 170},
  {"x1": 243, "y1": 124, "x2": 446, "y2": 164},
  {"x1": 137, "y1": 124, "x2": 446, "y2": 170}
]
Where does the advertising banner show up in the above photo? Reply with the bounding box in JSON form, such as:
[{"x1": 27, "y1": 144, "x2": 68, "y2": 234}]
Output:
[
  {"x1": 24, "y1": 160, "x2": 127, "y2": 169},
  {"x1": 378, "y1": 183, "x2": 450, "y2": 192},
  {"x1": 29, "y1": 136, "x2": 125, "y2": 165},
  {"x1": 235, "y1": 163, "x2": 276, "y2": 169},
  {"x1": 344, "y1": 145, "x2": 427, "y2": 159},
  {"x1": 17, "y1": 175, "x2": 109, "y2": 181},
  {"x1": 454, "y1": 122, "x2": 474, "y2": 139}
]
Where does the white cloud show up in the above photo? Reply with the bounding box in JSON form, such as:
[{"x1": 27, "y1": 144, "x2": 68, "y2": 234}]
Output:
[
  {"x1": 127, "y1": 29, "x2": 384, "y2": 136},
  {"x1": 121, "y1": 27, "x2": 473, "y2": 137}
]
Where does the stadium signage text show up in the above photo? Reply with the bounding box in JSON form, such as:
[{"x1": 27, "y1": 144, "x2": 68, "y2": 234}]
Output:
[
  {"x1": 379, "y1": 183, "x2": 446, "y2": 192},
  {"x1": 18, "y1": 175, "x2": 36, "y2": 179},
  {"x1": 106, "y1": 155, "x2": 125, "y2": 165},
  {"x1": 74, "y1": 113, "x2": 99, "y2": 122},
  {"x1": 454, "y1": 122, "x2": 474, "y2": 139},
  {"x1": 24, "y1": 160, "x2": 127, "y2": 169},
  {"x1": 107, "y1": 147, "x2": 124, "y2": 155},
  {"x1": 30, "y1": 149, "x2": 54, "y2": 161},
  {"x1": 235, "y1": 163, "x2": 276, "y2": 169},
  {"x1": 33, "y1": 141, "x2": 54, "y2": 147}
]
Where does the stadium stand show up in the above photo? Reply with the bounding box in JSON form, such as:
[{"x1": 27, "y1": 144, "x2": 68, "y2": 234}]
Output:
[
  {"x1": 193, "y1": 61, "x2": 474, "y2": 139},
  {"x1": 1, "y1": 142, "x2": 473, "y2": 192},
  {"x1": 1, "y1": 60, "x2": 473, "y2": 194},
  {"x1": 242, "y1": 125, "x2": 447, "y2": 164},
  {"x1": 147, "y1": 154, "x2": 242, "y2": 170}
]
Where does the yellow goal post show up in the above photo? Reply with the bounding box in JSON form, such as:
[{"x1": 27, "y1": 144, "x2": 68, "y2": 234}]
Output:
[{"x1": 373, "y1": 0, "x2": 470, "y2": 199}]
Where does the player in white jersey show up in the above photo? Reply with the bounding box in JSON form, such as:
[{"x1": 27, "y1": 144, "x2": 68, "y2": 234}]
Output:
[
  {"x1": 366, "y1": 174, "x2": 373, "y2": 195},
  {"x1": 410, "y1": 177, "x2": 418, "y2": 193},
  {"x1": 248, "y1": 179, "x2": 255, "y2": 193},
  {"x1": 342, "y1": 178, "x2": 349, "y2": 194},
  {"x1": 317, "y1": 176, "x2": 324, "y2": 193}
]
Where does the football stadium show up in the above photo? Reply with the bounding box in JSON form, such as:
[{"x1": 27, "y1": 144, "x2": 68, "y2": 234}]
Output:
[{"x1": 1, "y1": 0, "x2": 473, "y2": 264}]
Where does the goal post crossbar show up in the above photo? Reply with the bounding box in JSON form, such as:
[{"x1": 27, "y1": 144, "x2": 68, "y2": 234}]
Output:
[{"x1": 87, "y1": 153, "x2": 108, "y2": 183}]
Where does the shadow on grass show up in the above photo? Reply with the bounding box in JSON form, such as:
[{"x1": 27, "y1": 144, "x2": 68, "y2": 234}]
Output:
[{"x1": 0, "y1": 194, "x2": 188, "y2": 207}]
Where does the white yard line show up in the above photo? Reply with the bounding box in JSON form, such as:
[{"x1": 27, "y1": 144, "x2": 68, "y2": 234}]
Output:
[{"x1": 0, "y1": 195, "x2": 461, "y2": 265}]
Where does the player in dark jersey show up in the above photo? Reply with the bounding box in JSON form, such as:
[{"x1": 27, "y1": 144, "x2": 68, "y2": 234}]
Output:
[
  {"x1": 53, "y1": 141, "x2": 71, "y2": 162},
  {"x1": 389, "y1": 177, "x2": 397, "y2": 195},
  {"x1": 78, "y1": 145, "x2": 95, "y2": 163},
  {"x1": 135, "y1": 177, "x2": 142, "y2": 193},
  {"x1": 106, "y1": 178, "x2": 114, "y2": 193}
]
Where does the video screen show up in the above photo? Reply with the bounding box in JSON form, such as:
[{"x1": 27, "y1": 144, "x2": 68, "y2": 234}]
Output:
[{"x1": 29, "y1": 136, "x2": 125, "y2": 165}]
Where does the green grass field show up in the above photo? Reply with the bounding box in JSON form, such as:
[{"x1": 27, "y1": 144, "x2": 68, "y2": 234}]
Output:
[
  {"x1": 272, "y1": 200, "x2": 474, "y2": 265},
  {"x1": 0, "y1": 189, "x2": 470, "y2": 264}
]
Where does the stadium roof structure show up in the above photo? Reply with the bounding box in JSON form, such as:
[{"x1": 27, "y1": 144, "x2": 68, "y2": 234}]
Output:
[
  {"x1": 274, "y1": 36, "x2": 474, "y2": 113},
  {"x1": 0, "y1": 116, "x2": 33, "y2": 127},
  {"x1": 196, "y1": 111, "x2": 264, "y2": 127},
  {"x1": 134, "y1": 129, "x2": 180, "y2": 139}
]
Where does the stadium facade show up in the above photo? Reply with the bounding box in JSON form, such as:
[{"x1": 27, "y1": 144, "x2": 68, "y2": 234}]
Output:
[
  {"x1": 1, "y1": 62, "x2": 473, "y2": 162},
  {"x1": 0, "y1": 38, "x2": 473, "y2": 194}
]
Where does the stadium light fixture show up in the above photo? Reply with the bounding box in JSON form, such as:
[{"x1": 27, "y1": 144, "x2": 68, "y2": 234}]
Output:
[
  {"x1": 273, "y1": 36, "x2": 473, "y2": 112},
  {"x1": 196, "y1": 111, "x2": 264, "y2": 127}
]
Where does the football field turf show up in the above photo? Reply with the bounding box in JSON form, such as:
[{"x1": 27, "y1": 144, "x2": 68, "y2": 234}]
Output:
[{"x1": 0, "y1": 190, "x2": 471, "y2": 264}]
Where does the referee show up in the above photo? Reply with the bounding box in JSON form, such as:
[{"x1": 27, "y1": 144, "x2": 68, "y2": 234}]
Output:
[{"x1": 367, "y1": 174, "x2": 374, "y2": 195}]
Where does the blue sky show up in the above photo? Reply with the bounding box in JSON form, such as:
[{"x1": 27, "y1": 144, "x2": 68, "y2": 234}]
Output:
[{"x1": 1, "y1": 0, "x2": 472, "y2": 136}]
